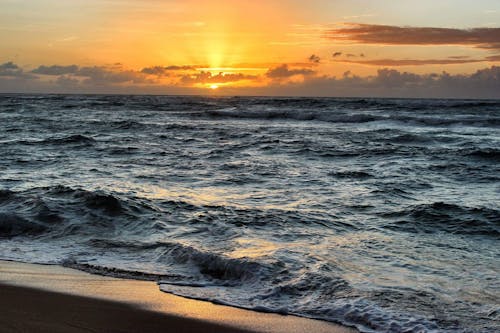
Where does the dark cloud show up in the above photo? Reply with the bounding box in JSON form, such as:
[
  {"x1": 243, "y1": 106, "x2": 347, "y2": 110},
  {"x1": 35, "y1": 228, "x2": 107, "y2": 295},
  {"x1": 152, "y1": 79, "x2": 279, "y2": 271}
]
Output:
[
  {"x1": 326, "y1": 23, "x2": 500, "y2": 50},
  {"x1": 26, "y1": 63, "x2": 152, "y2": 84},
  {"x1": 55, "y1": 75, "x2": 79, "y2": 87},
  {"x1": 259, "y1": 66, "x2": 500, "y2": 99},
  {"x1": 165, "y1": 65, "x2": 197, "y2": 71},
  {"x1": 266, "y1": 64, "x2": 315, "y2": 79},
  {"x1": 486, "y1": 55, "x2": 500, "y2": 61},
  {"x1": 0, "y1": 61, "x2": 32, "y2": 78},
  {"x1": 332, "y1": 52, "x2": 342, "y2": 57},
  {"x1": 180, "y1": 71, "x2": 258, "y2": 84},
  {"x1": 373, "y1": 68, "x2": 423, "y2": 87},
  {"x1": 75, "y1": 66, "x2": 151, "y2": 85},
  {"x1": 1, "y1": 61, "x2": 499, "y2": 99},
  {"x1": 141, "y1": 66, "x2": 170, "y2": 76},
  {"x1": 0, "y1": 62, "x2": 19, "y2": 71},
  {"x1": 32, "y1": 65, "x2": 79, "y2": 75},
  {"x1": 309, "y1": 54, "x2": 321, "y2": 64},
  {"x1": 141, "y1": 65, "x2": 197, "y2": 75}
]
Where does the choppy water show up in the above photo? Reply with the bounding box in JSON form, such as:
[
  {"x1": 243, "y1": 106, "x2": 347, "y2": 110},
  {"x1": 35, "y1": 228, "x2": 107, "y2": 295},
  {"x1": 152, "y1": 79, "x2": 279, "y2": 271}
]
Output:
[{"x1": 0, "y1": 94, "x2": 499, "y2": 332}]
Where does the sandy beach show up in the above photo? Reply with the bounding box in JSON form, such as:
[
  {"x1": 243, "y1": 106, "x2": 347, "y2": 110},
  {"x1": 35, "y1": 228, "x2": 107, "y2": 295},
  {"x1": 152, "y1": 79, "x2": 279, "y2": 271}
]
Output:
[{"x1": 0, "y1": 260, "x2": 356, "y2": 333}]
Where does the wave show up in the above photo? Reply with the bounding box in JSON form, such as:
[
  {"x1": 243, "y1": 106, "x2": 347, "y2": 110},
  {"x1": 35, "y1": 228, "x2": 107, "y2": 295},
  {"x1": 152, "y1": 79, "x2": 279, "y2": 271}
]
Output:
[
  {"x1": 159, "y1": 269, "x2": 451, "y2": 333},
  {"x1": 200, "y1": 107, "x2": 500, "y2": 127},
  {"x1": 0, "y1": 189, "x2": 64, "y2": 237},
  {"x1": 62, "y1": 260, "x2": 166, "y2": 281},
  {"x1": 164, "y1": 243, "x2": 268, "y2": 283},
  {"x1": 382, "y1": 202, "x2": 500, "y2": 236},
  {"x1": 0, "y1": 186, "x2": 144, "y2": 239},
  {"x1": 383, "y1": 133, "x2": 434, "y2": 144},
  {"x1": 0, "y1": 212, "x2": 48, "y2": 237},
  {"x1": 0, "y1": 185, "x2": 346, "y2": 239},
  {"x1": 109, "y1": 120, "x2": 147, "y2": 130},
  {"x1": 465, "y1": 148, "x2": 500, "y2": 161},
  {"x1": 79, "y1": 239, "x2": 269, "y2": 283},
  {"x1": 328, "y1": 170, "x2": 374, "y2": 179},
  {"x1": 16, "y1": 134, "x2": 96, "y2": 146},
  {"x1": 45, "y1": 134, "x2": 96, "y2": 145},
  {"x1": 205, "y1": 108, "x2": 382, "y2": 123},
  {"x1": 63, "y1": 253, "x2": 442, "y2": 333}
]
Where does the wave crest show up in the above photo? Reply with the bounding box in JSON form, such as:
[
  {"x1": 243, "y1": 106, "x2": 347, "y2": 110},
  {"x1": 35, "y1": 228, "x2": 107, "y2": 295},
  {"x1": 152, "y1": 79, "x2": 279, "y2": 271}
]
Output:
[{"x1": 382, "y1": 202, "x2": 500, "y2": 236}]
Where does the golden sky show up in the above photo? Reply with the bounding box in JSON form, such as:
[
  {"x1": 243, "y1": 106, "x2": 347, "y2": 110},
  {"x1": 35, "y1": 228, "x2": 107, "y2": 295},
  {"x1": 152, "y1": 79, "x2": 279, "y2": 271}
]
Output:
[{"x1": 1, "y1": 0, "x2": 499, "y2": 97}]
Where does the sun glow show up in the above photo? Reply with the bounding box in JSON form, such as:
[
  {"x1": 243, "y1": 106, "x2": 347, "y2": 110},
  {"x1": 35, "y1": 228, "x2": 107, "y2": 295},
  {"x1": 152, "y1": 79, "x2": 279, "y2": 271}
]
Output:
[{"x1": 209, "y1": 84, "x2": 219, "y2": 90}]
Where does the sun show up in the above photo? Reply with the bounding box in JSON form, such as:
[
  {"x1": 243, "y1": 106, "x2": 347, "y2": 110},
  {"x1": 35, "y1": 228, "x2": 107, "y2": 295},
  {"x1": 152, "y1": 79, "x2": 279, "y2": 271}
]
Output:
[{"x1": 209, "y1": 84, "x2": 219, "y2": 90}]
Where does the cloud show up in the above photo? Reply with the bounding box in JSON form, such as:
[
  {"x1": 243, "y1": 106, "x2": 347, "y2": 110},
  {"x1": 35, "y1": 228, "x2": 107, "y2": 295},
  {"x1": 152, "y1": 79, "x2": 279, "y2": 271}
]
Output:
[
  {"x1": 0, "y1": 62, "x2": 19, "y2": 72},
  {"x1": 32, "y1": 65, "x2": 79, "y2": 75},
  {"x1": 308, "y1": 54, "x2": 321, "y2": 64},
  {"x1": 0, "y1": 61, "x2": 37, "y2": 79},
  {"x1": 180, "y1": 71, "x2": 258, "y2": 85},
  {"x1": 336, "y1": 58, "x2": 488, "y2": 66},
  {"x1": 1, "y1": 61, "x2": 499, "y2": 99},
  {"x1": 332, "y1": 52, "x2": 342, "y2": 57},
  {"x1": 266, "y1": 64, "x2": 315, "y2": 79},
  {"x1": 55, "y1": 75, "x2": 79, "y2": 87},
  {"x1": 164, "y1": 65, "x2": 198, "y2": 71},
  {"x1": 76, "y1": 66, "x2": 151, "y2": 85},
  {"x1": 486, "y1": 55, "x2": 500, "y2": 61},
  {"x1": 258, "y1": 66, "x2": 500, "y2": 99},
  {"x1": 0, "y1": 62, "x2": 27, "y2": 77},
  {"x1": 29, "y1": 64, "x2": 152, "y2": 84},
  {"x1": 326, "y1": 23, "x2": 500, "y2": 50},
  {"x1": 141, "y1": 65, "x2": 198, "y2": 75}
]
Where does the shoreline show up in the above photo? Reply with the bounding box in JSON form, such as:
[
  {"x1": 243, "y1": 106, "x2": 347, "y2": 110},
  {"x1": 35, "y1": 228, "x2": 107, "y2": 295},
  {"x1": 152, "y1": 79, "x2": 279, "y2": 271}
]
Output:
[{"x1": 0, "y1": 260, "x2": 357, "y2": 333}]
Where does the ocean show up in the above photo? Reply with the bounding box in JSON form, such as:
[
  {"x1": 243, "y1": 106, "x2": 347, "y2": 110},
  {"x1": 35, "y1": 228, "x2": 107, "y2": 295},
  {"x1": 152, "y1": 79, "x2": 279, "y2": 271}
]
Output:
[{"x1": 0, "y1": 94, "x2": 498, "y2": 332}]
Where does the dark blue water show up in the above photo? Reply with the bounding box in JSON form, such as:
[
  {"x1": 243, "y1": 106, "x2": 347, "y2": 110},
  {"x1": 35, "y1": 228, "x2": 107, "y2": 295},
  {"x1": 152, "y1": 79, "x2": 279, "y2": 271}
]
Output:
[{"x1": 0, "y1": 94, "x2": 499, "y2": 332}]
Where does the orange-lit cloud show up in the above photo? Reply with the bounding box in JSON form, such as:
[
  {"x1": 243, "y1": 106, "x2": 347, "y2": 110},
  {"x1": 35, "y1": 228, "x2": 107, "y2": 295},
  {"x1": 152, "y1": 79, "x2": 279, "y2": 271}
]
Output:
[
  {"x1": 326, "y1": 24, "x2": 500, "y2": 50},
  {"x1": 335, "y1": 58, "x2": 487, "y2": 66},
  {"x1": 266, "y1": 64, "x2": 315, "y2": 79},
  {"x1": 486, "y1": 55, "x2": 500, "y2": 61},
  {"x1": 32, "y1": 65, "x2": 79, "y2": 75},
  {"x1": 308, "y1": 54, "x2": 321, "y2": 64},
  {"x1": 141, "y1": 65, "x2": 199, "y2": 76},
  {"x1": 3, "y1": 61, "x2": 499, "y2": 99},
  {"x1": 180, "y1": 71, "x2": 258, "y2": 85},
  {"x1": 31, "y1": 64, "x2": 152, "y2": 85}
]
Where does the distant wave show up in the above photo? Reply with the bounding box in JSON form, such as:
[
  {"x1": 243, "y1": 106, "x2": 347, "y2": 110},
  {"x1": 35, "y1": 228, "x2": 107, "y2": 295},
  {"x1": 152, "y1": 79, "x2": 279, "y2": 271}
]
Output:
[
  {"x1": 201, "y1": 107, "x2": 500, "y2": 127},
  {"x1": 382, "y1": 202, "x2": 500, "y2": 236},
  {"x1": 15, "y1": 134, "x2": 96, "y2": 146},
  {"x1": 465, "y1": 148, "x2": 500, "y2": 161}
]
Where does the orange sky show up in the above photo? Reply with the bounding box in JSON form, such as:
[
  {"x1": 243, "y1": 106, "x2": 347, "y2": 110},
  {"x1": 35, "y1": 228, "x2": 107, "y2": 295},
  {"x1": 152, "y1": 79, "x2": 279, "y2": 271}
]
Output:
[{"x1": 1, "y1": 0, "x2": 499, "y2": 96}]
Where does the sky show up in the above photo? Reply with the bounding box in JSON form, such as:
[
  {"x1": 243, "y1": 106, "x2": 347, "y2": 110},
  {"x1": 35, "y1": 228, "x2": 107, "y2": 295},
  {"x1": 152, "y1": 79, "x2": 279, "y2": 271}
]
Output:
[{"x1": 1, "y1": 0, "x2": 499, "y2": 98}]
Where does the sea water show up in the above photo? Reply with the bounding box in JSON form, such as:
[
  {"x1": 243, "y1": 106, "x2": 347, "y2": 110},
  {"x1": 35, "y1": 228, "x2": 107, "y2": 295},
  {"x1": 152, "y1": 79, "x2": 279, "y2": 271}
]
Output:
[{"x1": 0, "y1": 95, "x2": 498, "y2": 332}]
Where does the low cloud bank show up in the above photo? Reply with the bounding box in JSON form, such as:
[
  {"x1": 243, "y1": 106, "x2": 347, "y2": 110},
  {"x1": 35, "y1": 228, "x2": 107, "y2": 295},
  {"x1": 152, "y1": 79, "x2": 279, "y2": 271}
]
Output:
[{"x1": 0, "y1": 61, "x2": 499, "y2": 98}]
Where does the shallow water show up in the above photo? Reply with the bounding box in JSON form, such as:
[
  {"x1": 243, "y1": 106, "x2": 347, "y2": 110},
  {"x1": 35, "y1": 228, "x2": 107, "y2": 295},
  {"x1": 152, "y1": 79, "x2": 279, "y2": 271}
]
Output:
[{"x1": 0, "y1": 94, "x2": 499, "y2": 332}]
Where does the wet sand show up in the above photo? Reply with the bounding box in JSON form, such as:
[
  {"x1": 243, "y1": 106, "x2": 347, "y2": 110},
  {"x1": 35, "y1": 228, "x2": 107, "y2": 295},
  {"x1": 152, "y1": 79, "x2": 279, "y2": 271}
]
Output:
[{"x1": 0, "y1": 260, "x2": 357, "y2": 333}]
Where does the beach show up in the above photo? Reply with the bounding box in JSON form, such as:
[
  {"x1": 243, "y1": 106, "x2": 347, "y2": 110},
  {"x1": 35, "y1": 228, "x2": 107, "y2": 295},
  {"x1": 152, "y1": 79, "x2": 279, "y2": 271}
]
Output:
[{"x1": 0, "y1": 260, "x2": 356, "y2": 333}]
